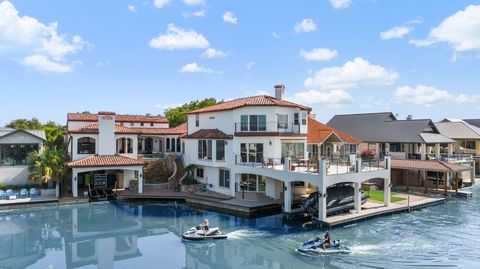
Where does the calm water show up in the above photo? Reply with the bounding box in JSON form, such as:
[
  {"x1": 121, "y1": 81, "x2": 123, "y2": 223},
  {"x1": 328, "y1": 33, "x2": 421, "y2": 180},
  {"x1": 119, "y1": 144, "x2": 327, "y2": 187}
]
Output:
[{"x1": 1, "y1": 186, "x2": 480, "y2": 269}]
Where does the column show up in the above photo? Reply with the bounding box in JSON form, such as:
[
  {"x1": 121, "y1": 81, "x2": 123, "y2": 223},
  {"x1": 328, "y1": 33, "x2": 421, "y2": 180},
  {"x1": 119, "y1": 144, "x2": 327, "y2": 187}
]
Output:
[
  {"x1": 354, "y1": 182, "x2": 362, "y2": 213},
  {"x1": 72, "y1": 169, "x2": 78, "y2": 197},
  {"x1": 124, "y1": 138, "x2": 128, "y2": 154},
  {"x1": 420, "y1": 143, "x2": 426, "y2": 160},
  {"x1": 448, "y1": 143, "x2": 453, "y2": 157},
  {"x1": 137, "y1": 168, "x2": 143, "y2": 194},
  {"x1": 385, "y1": 143, "x2": 390, "y2": 157},
  {"x1": 384, "y1": 176, "x2": 391, "y2": 206},
  {"x1": 435, "y1": 143, "x2": 441, "y2": 159},
  {"x1": 375, "y1": 143, "x2": 380, "y2": 158},
  {"x1": 318, "y1": 183, "x2": 327, "y2": 221},
  {"x1": 284, "y1": 182, "x2": 292, "y2": 213}
]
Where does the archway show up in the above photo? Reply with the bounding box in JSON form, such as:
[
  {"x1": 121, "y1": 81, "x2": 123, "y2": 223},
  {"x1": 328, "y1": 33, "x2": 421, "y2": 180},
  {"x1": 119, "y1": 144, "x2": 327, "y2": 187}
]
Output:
[{"x1": 144, "y1": 138, "x2": 153, "y2": 154}]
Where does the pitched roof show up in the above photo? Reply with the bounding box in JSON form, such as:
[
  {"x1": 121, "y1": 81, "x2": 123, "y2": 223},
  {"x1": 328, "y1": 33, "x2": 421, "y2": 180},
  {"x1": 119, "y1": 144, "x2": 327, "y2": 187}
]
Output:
[
  {"x1": 327, "y1": 112, "x2": 452, "y2": 143},
  {"x1": 391, "y1": 159, "x2": 470, "y2": 172},
  {"x1": 0, "y1": 128, "x2": 46, "y2": 141},
  {"x1": 435, "y1": 121, "x2": 480, "y2": 140},
  {"x1": 464, "y1": 119, "x2": 480, "y2": 128},
  {"x1": 67, "y1": 113, "x2": 168, "y2": 123},
  {"x1": 184, "y1": 129, "x2": 233, "y2": 139},
  {"x1": 67, "y1": 155, "x2": 144, "y2": 168},
  {"x1": 68, "y1": 122, "x2": 187, "y2": 136},
  {"x1": 307, "y1": 118, "x2": 359, "y2": 144},
  {"x1": 185, "y1": 95, "x2": 311, "y2": 114}
]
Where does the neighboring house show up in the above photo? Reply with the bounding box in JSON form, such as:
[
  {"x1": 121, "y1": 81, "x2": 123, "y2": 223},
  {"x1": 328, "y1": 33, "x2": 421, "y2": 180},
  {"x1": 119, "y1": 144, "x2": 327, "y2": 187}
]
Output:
[
  {"x1": 435, "y1": 119, "x2": 480, "y2": 178},
  {"x1": 327, "y1": 112, "x2": 456, "y2": 161},
  {"x1": 182, "y1": 85, "x2": 390, "y2": 221},
  {"x1": 66, "y1": 112, "x2": 186, "y2": 197},
  {"x1": 464, "y1": 119, "x2": 480, "y2": 129},
  {"x1": 0, "y1": 128, "x2": 46, "y2": 185}
]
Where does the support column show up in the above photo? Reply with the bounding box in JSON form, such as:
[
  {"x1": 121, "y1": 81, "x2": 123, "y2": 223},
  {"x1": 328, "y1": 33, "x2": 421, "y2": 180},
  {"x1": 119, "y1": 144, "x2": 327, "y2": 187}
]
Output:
[
  {"x1": 436, "y1": 172, "x2": 439, "y2": 190},
  {"x1": 406, "y1": 169, "x2": 409, "y2": 192},
  {"x1": 124, "y1": 138, "x2": 128, "y2": 154},
  {"x1": 455, "y1": 173, "x2": 459, "y2": 193},
  {"x1": 420, "y1": 143, "x2": 426, "y2": 160},
  {"x1": 384, "y1": 176, "x2": 391, "y2": 207},
  {"x1": 444, "y1": 172, "x2": 448, "y2": 196},
  {"x1": 72, "y1": 169, "x2": 78, "y2": 198},
  {"x1": 318, "y1": 183, "x2": 327, "y2": 221},
  {"x1": 354, "y1": 182, "x2": 362, "y2": 213},
  {"x1": 284, "y1": 182, "x2": 292, "y2": 213},
  {"x1": 138, "y1": 168, "x2": 143, "y2": 194},
  {"x1": 435, "y1": 143, "x2": 441, "y2": 159},
  {"x1": 448, "y1": 144, "x2": 453, "y2": 157},
  {"x1": 423, "y1": 170, "x2": 428, "y2": 193}
]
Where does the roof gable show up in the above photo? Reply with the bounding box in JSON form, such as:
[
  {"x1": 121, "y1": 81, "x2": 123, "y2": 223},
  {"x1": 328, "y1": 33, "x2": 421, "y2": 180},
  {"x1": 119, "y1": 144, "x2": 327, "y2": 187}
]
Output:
[
  {"x1": 185, "y1": 95, "x2": 311, "y2": 114},
  {"x1": 0, "y1": 128, "x2": 46, "y2": 141},
  {"x1": 307, "y1": 118, "x2": 359, "y2": 144}
]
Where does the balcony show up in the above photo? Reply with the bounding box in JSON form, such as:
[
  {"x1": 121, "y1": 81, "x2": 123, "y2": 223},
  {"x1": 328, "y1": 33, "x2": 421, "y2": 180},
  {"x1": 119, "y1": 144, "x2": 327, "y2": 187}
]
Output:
[
  {"x1": 234, "y1": 155, "x2": 386, "y2": 176},
  {"x1": 234, "y1": 122, "x2": 303, "y2": 136}
]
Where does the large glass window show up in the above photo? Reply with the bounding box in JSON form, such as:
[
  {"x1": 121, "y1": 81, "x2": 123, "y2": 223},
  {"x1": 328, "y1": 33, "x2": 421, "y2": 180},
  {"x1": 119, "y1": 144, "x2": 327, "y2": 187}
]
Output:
[
  {"x1": 198, "y1": 140, "x2": 212, "y2": 160},
  {"x1": 216, "y1": 140, "x2": 225, "y2": 161},
  {"x1": 464, "y1": 141, "x2": 476, "y2": 150},
  {"x1": 281, "y1": 142, "x2": 305, "y2": 159},
  {"x1": 277, "y1": 114, "x2": 288, "y2": 129},
  {"x1": 196, "y1": 168, "x2": 204, "y2": 178},
  {"x1": 240, "y1": 115, "x2": 266, "y2": 131},
  {"x1": 240, "y1": 143, "x2": 263, "y2": 163},
  {"x1": 77, "y1": 137, "x2": 96, "y2": 154},
  {"x1": 0, "y1": 144, "x2": 38, "y2": 166},
  {"x1": 116, "y1": 138, "x2": 133, "y2": 154},
  {"x1": 389, "y1": 143, "x2": 403, "y2": 152},
  {"x1": 240, "y1": 174, "x2": 265, "y2": 192},
  {"x1": 294, "y1": 113, "x2": 299, "y2": 125},
  {"x1": 219, "y1": 169, "x2": 230, "y2": 188}
]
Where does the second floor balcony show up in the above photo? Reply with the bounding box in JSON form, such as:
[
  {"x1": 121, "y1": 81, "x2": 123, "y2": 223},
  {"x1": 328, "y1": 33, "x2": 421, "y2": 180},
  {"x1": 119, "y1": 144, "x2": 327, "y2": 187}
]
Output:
[{"x1": 234, "y1": 121, "x2": 303, "y2": 136}]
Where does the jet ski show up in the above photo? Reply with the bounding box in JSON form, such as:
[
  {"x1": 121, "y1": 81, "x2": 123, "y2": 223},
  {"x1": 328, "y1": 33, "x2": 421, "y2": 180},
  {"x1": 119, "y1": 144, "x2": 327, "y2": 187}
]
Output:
[
  {"x1": 297, "y1": 236, "x2": 351, "y2": 255},
  {"x1": 182, "y1": 226, "x2": 228, "y2": 241}
]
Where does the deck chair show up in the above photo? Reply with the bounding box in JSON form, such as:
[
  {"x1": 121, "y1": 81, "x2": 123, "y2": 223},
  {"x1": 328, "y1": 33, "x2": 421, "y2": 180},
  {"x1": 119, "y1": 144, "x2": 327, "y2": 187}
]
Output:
[
  {"x1": 20, "y1": 188, "x2": 28, "y2": 198},
  {"x1": 29, "y1": 188, "x2": 37, "y2": 197}
]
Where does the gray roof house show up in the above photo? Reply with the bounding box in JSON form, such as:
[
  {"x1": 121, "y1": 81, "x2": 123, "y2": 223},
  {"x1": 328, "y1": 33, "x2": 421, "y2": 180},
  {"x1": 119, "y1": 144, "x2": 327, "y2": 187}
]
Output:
[
  {"x1": 327, "y1": 112, "x2": 455, "y2": 160},
  {"x1": 0, "y1": 128, "x2": 46, "y2": 185},
  {"x1": 463, "y1": 119, "x2": 480, "y2": 129}
]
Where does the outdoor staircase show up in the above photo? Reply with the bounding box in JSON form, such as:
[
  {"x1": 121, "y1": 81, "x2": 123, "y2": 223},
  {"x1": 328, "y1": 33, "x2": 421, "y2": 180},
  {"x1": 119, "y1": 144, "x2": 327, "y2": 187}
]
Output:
[{"x1": 168, "y1": 155, "x2": 186, "y2": 191}]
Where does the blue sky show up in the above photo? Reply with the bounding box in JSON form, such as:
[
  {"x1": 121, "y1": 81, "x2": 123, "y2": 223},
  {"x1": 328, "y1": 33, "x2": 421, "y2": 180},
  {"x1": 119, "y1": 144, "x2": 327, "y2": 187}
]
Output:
[{"x1": 1, "y1": 0, "x2": 479, "y2": 126}]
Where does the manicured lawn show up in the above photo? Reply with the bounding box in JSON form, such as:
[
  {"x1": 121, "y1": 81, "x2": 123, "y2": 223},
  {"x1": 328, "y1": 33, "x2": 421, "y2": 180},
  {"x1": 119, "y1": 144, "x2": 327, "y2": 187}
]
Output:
[{"x1": 365, "y1": 190, "x2": 406, "y2": 203}]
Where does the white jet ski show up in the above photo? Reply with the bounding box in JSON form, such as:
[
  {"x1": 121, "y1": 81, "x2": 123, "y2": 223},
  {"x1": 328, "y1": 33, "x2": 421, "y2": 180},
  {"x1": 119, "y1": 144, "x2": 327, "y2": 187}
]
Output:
[
  {"x1": 182, "y1": 226, "x2": 228, "y2": 241},
  {"x1": 297, "y1": 236, "x2": 351, "y2": 254}
]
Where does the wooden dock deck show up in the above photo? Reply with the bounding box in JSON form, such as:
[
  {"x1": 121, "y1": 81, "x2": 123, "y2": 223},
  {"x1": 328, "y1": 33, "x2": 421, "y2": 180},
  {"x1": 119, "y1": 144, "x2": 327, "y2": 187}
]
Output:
[
  {"x1": 314, "y1": 193, "x2": 446, "y2": 227},
  {"x1": 117, "y1": 189, "x2": 282, "y2": 217}
]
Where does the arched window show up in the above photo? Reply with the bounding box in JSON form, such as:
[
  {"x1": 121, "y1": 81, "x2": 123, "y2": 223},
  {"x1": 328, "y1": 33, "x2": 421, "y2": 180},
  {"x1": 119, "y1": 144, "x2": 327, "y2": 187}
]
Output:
[
  {"x1": 176, "y1": 138, "x2": 181, "y2": 152},
  {"x1": 171, "y1": 138, "x2": 176, "y2": 152},
  {"x1": 166, "y1": 138, "x2": 170, "y2": 151},
  {"x1": 117, "y1": 138, "x2": 133, "y2": 154},
  {"x1": 78, "y1": 137, "x2": 96, "y2": 154}
]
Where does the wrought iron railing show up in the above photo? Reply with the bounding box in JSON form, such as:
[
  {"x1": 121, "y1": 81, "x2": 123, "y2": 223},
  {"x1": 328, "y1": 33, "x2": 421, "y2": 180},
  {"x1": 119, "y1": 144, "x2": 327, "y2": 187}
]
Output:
[{"x1": 234, "y1": 122, "x2": 301, "y2": 133}]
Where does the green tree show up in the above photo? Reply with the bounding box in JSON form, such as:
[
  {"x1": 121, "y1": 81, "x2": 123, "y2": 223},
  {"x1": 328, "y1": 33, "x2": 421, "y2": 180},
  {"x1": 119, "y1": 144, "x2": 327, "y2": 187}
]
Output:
[
  {"x1": 6, "y1": 118, "x2": 43, "y2": 130},
  {"x1": 165, "y1": 98, "x2": 218, "y2": 127},
  {"x1": 28, "y1": 149, "x2": 67, "y2": 187}
]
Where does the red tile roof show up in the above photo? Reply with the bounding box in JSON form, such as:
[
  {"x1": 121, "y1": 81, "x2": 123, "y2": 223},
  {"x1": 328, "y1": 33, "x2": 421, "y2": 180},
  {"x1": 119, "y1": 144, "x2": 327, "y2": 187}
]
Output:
[
  {"x1": 185, "y1": 95, "x2": 311, "y2": 114},
  {"x1": 68, "y1": 113, "x2": 168, "y2": 123},
  {"x1": 391, "y1": 159, "x2": 470, "y2": 172},
  {"x1": 307, "y1": 118, "x2": 360, "y2": 144},
  {"x1": 68, "y1": 155, "x2": 144, "y2": 168},
  {"x1": 184, "y1": 129, "x2": 233, "y2": 139},
  {"x1": 68, "y1": 122, "x2": 187, "y2": 136}
]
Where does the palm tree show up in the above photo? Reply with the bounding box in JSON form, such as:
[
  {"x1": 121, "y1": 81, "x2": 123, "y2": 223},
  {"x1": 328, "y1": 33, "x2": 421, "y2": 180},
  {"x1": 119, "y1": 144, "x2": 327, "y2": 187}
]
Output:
[
  {"x1": 183, "y1": 164, "x2": 197, "y2": 184},
  {"x1": 28, "y1": 149, "x2": 67, "y2": 188}
]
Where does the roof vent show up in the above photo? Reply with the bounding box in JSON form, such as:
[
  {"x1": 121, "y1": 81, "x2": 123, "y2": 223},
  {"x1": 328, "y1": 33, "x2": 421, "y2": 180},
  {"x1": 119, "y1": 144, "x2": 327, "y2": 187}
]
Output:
[
  {"x1": 406, "y1": 115, "x2": 413, "y2": 120},
  {"x1": 274, "y1": 84, "x2": 285, "y2": 100}
]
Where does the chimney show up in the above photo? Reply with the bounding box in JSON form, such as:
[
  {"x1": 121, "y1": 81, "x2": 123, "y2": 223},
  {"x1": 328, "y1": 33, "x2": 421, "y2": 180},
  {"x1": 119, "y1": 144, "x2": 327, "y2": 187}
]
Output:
[
  {"x1": 98, "y1": 112, "x2": 116, "y2": 155},
  {"x1": 309, "y1": 113, "x2": 316, "y2": 119},
  {"x1": 274, "y1": 84, "x2": 285, "y2": 100},
  {"x1": 406, "y1": 115, "x2": 413, "y2": 120}
]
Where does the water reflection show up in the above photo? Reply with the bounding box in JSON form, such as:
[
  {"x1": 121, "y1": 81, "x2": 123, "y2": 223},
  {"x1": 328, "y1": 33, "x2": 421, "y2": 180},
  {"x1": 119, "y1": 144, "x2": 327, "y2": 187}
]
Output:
[{"x1": 0, "y1": 189, "x2": 479, "y2": 269}]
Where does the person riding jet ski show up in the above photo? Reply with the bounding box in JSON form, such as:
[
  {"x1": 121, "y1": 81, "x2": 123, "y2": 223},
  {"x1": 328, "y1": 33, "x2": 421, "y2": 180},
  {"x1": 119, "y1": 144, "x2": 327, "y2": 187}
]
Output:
[{"x1": 297, "y1": 232, "x2": 351, "y2": 254}]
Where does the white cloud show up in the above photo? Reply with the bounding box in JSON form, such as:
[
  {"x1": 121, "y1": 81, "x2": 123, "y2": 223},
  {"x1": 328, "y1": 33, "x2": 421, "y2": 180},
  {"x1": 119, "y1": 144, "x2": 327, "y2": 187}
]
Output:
[
  {"x1": 244, "y1": 61, "x2": 255, "y2": 69},
  {"x1": 202, "y1": 48, "x2": 227, "y2": 58},
  {"x1": 410, "y1": 5, "x2": 480, "y2": 51},
  {"x1": 0, "y1": 1, "x2": 88, "y2": 73},
  {"x1": 300, "y1": 48, "x2": 338, "y2": 61},
  {"x1": 222, "y1": 11, "x2": 238, "y2": 24},
  {"x1": 405, "y1": 18, "x2": 423, "y2": 25},
  {"x1": 394, "y1": 85, "x2": 452, "y2": 107},
  {"x1": 380, "y1": 26, "x2": 411, "y2": 40},
  {"x1": 128, "y1": 5, "x2": 137, "y2": 13},
  {"x1": 178, "y1": 62, "x2": 215, "y2": 74},
  {"x1": 153, "y1": 0, "x2": 172, "y2": 9},
  {"x1": 22, "y1": 54, "x2": 72, "y2": 73},
  {"x1": 329, "y1": 0, "x2": 352, "y2": 9},
  {"x1": 182, "y1": 10, "x2": 205, "y2": 18},
  {"x1": 294, "y1": 18, "x2": 316, "y2": 33},
  {"x1": 304, "y1": 57, "x2": 398, "y2": 90},
  {"x1": 293, "y1": 89, "x2": 352, "y2": 105},
  {"x1": 183, "y1": 0, "x2": 204, "y2": 6},
  {"x1": 272, "y1": 32, "x2": 280, "y2": 39},
  {"x1": 149, "y1": 23, "x2": 209, "y2": 50},
  {"x1": 454, "y1": 93, "x2": 480, "y2": 105}
]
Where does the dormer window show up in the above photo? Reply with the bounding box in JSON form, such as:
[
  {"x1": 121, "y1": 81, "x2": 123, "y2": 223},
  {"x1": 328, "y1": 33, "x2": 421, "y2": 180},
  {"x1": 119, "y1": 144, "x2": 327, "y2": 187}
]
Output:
[
  {"x1": 140, "y1": 123, "x2": 144, "y2": 126},
  {"x1": 150, "y1": 123, "x2": 154, "y2": 127},
  {"x1": 195, "y1": 114, "x2": 200, "y2": 127},
  {"x1": 130, "y1": 122, "x2": 134, "y2": 126}
]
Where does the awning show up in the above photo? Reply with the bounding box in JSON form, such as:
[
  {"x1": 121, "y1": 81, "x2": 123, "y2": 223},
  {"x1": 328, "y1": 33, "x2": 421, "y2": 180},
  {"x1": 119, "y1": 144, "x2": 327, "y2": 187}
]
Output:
[
  {"x1": 420, "y1": 133, "x2": 456, "y2": 144},
  {"x1": 391, "y1": 159, "x2": 470, "y2": 173}
]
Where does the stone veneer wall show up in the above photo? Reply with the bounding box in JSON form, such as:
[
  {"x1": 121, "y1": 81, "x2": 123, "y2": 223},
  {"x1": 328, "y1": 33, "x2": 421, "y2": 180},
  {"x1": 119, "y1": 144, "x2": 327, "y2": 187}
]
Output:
[{"x1": 143, "y1": 157, "x2": 175, "y2": 184}]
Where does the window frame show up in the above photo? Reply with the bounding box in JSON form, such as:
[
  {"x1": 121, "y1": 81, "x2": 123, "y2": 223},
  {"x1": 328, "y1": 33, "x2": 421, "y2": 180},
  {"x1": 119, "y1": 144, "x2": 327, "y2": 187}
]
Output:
[
  {"x1": 216, "y1": 140, "x2": 225, "y2": 161},
  {"x1": 218, "y1": 169, "x2": 230, "y2": 188}
]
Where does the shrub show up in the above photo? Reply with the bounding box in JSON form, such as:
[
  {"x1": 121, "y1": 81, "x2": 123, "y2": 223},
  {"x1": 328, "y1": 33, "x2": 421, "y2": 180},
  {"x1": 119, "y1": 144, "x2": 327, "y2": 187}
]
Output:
[{"x1": 361, "y1": 149, "x2": 376, "y2": 160}]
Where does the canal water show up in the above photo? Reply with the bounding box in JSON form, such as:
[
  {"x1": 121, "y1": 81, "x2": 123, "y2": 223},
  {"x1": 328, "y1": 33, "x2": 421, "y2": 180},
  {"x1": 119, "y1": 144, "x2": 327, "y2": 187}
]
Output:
[{"x1": 1, "y1": 186, "x2": 479, "y2": 269}]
